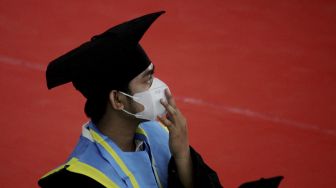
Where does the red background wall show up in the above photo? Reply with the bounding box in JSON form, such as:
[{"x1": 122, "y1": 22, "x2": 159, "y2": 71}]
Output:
[{"x1": 0, "y1": 0, "x2": 335, "y2": 187}]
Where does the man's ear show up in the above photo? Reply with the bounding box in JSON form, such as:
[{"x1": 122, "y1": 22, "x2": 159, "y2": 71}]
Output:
[{"x1": 109, "y1": 90, "x2": 124, "y2": 110}]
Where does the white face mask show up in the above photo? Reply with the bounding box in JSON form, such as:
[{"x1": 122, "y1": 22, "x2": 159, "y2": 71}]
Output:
[{"x1": 120, "y1": 77, "x2": 169, "y2": 121}]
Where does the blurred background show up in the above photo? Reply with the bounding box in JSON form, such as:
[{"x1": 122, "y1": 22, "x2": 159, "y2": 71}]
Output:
[{"x1": 0, "y1": 0, "x2": 335, "y2": 187}]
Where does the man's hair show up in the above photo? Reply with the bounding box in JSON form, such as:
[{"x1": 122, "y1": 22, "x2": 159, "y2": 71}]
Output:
[{"x1": 84, "y1": 84, "x2": 130, "y2": 125}]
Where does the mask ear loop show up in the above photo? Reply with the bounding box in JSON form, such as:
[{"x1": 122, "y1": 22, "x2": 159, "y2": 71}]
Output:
[
  {"x1": 119, "y1": 91, "x2": 134, "y2": 99},
  {"x1": 118, "y1": 91, "x2": 142, "y2": 118},
  {"x1": 121, "y1": 108, "x2": 141, "y2": 117}
]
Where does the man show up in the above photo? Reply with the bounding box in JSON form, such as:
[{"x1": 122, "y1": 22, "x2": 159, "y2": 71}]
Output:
[{"x1": 38, "y1": 11, "x2": 222, "y2": 188}]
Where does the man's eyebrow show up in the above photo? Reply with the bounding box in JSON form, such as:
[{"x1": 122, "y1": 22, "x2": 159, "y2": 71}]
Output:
[{"x1": 142, "y1": 65, "x2": 155, "y2": 78}]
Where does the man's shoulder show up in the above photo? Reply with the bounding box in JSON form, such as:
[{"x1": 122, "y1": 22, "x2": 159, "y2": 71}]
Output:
[
  {"x1": 38, "y1": 167, "x2": 104, "y2": 188},
  {"x1": 38, "y1": 134, "x2": 106, "y2": 188},
  {"x1": 38, "y1": 157, "x2": 110, "y2": 188}
]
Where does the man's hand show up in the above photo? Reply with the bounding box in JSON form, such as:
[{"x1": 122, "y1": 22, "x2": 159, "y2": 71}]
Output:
[
  {"x1": 158, "y1": 89, "x2": 193, "y2": 188},
  {"x1": 157, "y1": 89, "x2": 190, "y2": 159}
]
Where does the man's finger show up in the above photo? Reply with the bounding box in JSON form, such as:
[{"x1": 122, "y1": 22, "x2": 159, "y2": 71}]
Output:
[
  {"x1": 160, "y1": 99, "x2": 178, "y2": 117},
  {"x1": 165, "y1": 89, "x2": 177, "y2": 108},
  {"x1": 157, "y1": 115, "x2": 175, "y2": 131}
]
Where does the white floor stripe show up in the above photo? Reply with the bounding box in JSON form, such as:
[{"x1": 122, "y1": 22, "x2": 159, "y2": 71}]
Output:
[
  {"x1": 1, "y1": 54, "x2": 334, "y2": 136},
  {"x1": 176, "y1": 96, "x2": 335, "y2": 136},
  {"x1": 0, "y1": 55, "x2": 45, "y2": 71}
]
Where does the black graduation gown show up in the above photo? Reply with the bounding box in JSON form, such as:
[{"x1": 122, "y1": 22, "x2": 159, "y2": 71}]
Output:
[{"x1": 38, "y1": 146, "x2": 223, "y2": 188}]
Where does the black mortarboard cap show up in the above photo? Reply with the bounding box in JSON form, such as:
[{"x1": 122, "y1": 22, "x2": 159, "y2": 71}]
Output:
[{"x1": 46, "y1": 11, "x2": 165, "y2": 99}]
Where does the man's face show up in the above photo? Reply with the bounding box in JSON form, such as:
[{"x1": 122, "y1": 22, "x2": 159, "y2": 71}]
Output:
[
  {"x1": 129, "y1": 63, "x2": 155, "y2": 93},
  {"x1": 123, "y1": 63, "x2": 155, "y2": 114}
]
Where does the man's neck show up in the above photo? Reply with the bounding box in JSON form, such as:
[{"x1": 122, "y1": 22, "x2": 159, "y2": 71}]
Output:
[{"x1": 96, "y1": 112, "x2": 140, "y2": 152}]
